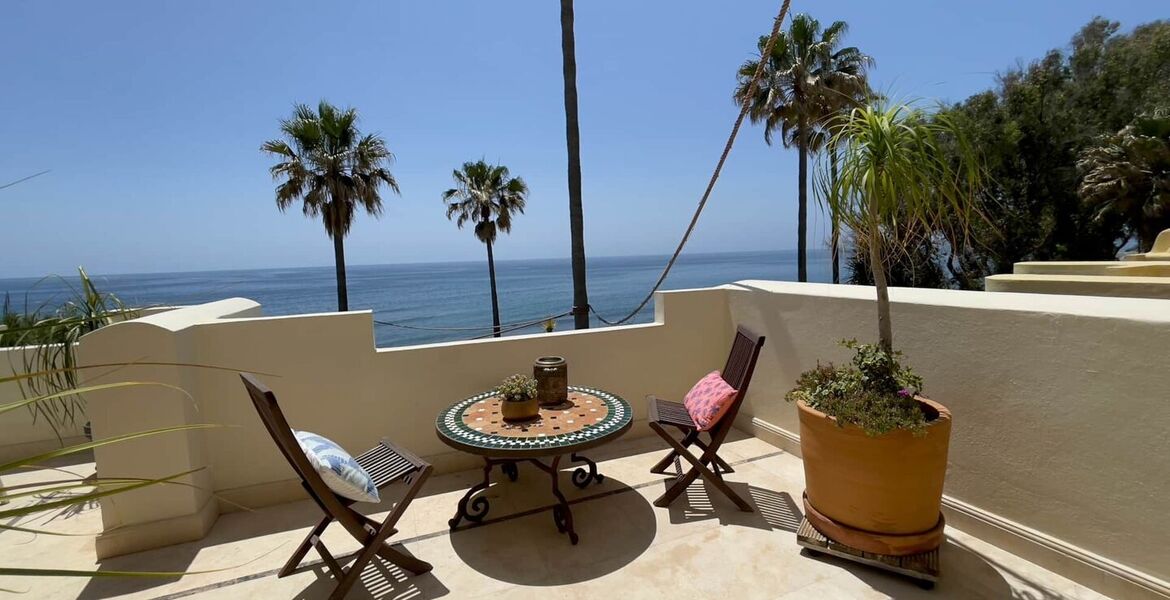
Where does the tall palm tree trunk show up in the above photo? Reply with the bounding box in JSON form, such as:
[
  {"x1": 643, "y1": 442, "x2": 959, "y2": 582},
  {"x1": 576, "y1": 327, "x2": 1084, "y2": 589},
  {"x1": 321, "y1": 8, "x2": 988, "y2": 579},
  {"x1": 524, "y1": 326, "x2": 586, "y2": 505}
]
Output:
[
  {"x1": 561, "y1": 0, "x2": 589, "y2": 330},
  {"x1": 829, "y1": 141, "x2": 840, "y2": 284},
  {"x1": 332, "y1": 234, "x2": 349, "y2": 312},
  {"x1": 797, "y1": 119, "x2": 809, "y2": 282},
  {"x1": 485, "y1": 239, "x2": 502, "y2": 338}
]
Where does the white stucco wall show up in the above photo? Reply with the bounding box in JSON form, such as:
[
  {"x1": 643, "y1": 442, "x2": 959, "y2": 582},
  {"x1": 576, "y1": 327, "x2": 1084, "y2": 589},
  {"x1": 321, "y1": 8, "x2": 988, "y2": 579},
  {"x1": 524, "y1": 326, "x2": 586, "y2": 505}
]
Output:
[
  {"x1": 77, "y1": 290, "x2": 732, "y2": 557},
  {"x1": 0, "y1": 346, "x2": 86, "y2": 462},
  {"x1": 74, "y1": 284, "x2": 1170, "y2": 596},
  {"x1": 727, "y1": 281, "x2": 1170, "y2": 589},
  {"x1": 985, "y1": 272, "x2": 1170, "y2": 299},
  {"x1": 0, "y1": 306, "x2": 179, "y2": 462}
]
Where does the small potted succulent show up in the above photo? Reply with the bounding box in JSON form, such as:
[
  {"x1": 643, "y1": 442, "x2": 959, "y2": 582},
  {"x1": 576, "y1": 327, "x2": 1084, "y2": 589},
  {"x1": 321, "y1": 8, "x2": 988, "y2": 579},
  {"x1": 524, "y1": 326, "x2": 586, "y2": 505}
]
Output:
[{"x1": 495, "y1": 374, "x2": 539, "y2": 422}]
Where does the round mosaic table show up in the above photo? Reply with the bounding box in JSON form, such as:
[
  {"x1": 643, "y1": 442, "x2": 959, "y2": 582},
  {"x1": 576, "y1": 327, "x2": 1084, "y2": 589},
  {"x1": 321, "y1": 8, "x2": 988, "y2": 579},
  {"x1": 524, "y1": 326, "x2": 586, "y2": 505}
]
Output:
[{"x1": 436, "y1": 385, "x2": 632, "y2": 544}]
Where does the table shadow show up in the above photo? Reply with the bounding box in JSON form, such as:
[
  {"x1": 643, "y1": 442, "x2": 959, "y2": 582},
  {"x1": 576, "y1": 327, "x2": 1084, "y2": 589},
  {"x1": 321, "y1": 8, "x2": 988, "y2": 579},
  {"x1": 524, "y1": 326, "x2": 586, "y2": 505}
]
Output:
[{"x1": 449, "y1": 475, "x2": 655, "y2": 586}]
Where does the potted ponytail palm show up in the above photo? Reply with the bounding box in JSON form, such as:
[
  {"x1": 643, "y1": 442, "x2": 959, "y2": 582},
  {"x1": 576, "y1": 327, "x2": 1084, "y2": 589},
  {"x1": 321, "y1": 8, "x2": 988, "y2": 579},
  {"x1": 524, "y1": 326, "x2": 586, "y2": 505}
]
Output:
[{"x1": 789, "y1": 102, "x2": 983, "y2": 556}]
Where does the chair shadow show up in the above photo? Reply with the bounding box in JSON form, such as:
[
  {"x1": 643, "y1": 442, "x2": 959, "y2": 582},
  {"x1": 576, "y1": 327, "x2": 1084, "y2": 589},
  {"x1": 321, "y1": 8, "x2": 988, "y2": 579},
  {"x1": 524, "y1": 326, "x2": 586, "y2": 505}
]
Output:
[
  {"x1": 666, "y1": 477, "x2": 803, "y2": 532},
  {"x1": 450, "y1": 475, "x2": 656, "y2": 586},
  {"x1": 290, "y1": 548, "x2": 450, "y2": 600},
  {"x1": 75, "y1": 477, "x2": 432, "y2": 600}
]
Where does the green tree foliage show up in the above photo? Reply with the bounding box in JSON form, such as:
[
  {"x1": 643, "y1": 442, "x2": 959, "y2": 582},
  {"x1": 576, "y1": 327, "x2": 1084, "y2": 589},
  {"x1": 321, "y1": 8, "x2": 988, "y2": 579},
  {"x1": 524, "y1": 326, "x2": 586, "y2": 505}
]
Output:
[
  {"x1": 934, "y1": 18, "x2": 1170, "y2": 288},
  {"x1": 847, "y1": 236, "x2": 947, "y2": 290},
  {"x1": 1078, "y1": 112, "x2": 1170, "y2": 251}
]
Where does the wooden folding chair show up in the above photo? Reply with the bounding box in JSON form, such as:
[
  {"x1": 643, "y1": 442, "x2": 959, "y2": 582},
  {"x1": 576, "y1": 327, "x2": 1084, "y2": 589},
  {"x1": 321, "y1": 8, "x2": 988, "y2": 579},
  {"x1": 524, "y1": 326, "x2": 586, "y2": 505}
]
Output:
[
  {"x1": 241, "y1": 374, "x2": 433, "y2": 600},
  {"x1": 647, "y1": 326, "x2": 765, "y2": 510}
]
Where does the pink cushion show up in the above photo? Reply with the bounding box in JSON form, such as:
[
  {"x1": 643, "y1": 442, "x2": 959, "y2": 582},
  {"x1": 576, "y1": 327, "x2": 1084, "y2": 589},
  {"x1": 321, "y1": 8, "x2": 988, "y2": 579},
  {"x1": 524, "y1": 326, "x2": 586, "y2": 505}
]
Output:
[{"x1": 683, "y1": 371, "x2": 738, "y2": 431}]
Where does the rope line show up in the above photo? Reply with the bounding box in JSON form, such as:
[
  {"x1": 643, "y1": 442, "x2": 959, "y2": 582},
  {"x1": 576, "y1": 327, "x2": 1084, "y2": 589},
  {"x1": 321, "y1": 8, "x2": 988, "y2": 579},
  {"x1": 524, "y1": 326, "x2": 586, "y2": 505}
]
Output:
[
  {"x1": 374, "y1": 311, "x2": 571, "y2": 334},
  {"x1": 588, "y1": 0, "x2": 793, "y2": 326},
  {"x1": 469, "y1": 311, "x2": 573, "y2": 340},
  {"x1": 371, "y1": 2, "x2": 794, "y2": 335},
  {"x1": 0, "y1": 169, "x2": 50, "y2": 191}
]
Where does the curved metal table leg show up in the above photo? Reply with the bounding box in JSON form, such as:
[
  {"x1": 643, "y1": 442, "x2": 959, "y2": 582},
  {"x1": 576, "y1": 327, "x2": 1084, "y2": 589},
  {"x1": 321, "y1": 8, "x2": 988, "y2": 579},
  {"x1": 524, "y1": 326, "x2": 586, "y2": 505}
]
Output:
[
  {"x1": 546, "y1": 456, "x2": 578, "y2": 544},
  {"x1": 449, "y1": 458, "x2": 495, "y2": 530},
  {"x1": 522, "y1": 456, "x2": 579, "y2": 544},
  {"x1": 569, "y1": 452, "x2": 604, "y2": 489},
  {"x1": 501, "y1": 460, "x2": 519, "y2": 482},
  {"x1": 450, "y1": 454, "x2": 601, "y2": 543}
]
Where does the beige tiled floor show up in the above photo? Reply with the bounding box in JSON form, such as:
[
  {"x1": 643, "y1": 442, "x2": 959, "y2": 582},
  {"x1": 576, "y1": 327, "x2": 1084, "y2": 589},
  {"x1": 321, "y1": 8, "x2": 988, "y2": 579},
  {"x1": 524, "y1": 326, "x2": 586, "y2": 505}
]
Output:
[{"x1": 1, "y1": 433, "x2": 1112, "y2": 599}]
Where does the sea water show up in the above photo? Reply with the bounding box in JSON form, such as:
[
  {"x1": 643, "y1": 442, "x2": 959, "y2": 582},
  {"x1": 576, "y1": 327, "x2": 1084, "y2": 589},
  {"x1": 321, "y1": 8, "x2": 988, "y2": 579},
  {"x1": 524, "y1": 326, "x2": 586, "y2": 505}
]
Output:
[{"x1": 0, "y1": 250, "x2": 834, "y2": 347}]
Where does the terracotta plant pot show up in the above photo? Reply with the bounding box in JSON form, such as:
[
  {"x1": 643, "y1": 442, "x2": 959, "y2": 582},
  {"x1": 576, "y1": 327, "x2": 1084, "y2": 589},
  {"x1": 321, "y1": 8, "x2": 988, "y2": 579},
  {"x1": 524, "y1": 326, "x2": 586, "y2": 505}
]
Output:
[
  {"x1": 797, "y1": 397, "x2": 951, "y2": 556},
  {"x1": 501, "y1": 396, "x2": 539, "y2": 422}
]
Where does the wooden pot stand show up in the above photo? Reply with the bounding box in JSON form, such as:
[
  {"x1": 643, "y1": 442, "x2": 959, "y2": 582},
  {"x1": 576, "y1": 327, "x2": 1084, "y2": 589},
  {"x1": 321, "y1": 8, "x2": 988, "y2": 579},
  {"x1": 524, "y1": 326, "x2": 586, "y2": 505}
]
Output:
[{"x1": 797, "y1": 493, "x2": 942, "y2": 589}]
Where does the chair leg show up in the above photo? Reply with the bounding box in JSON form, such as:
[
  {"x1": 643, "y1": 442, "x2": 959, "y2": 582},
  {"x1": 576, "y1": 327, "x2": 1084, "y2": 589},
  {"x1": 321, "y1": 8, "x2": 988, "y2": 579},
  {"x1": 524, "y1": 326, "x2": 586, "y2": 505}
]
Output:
[
  {"x1": 651, "y1": 423, "x2": 752, "y2": 511},
  {"x1": 280, "y1": 516, "x2": 332, "y2": 578},
  {"x1": 330, "y1": 516, "x2": 411, "y2": 600},
  {"x1": 650, "y1": 429, "x2": 697, "y2": 474},
  {"x1": 694, "y1": 436, "x2": 735, "y2": 474}
]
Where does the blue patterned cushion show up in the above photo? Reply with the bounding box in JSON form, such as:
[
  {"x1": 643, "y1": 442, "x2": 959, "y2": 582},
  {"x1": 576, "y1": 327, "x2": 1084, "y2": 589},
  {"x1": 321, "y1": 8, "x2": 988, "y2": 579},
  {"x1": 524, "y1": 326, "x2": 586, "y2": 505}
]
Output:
[{"x1": 294, "y1": 430, "x2": 379, "y2": 503}]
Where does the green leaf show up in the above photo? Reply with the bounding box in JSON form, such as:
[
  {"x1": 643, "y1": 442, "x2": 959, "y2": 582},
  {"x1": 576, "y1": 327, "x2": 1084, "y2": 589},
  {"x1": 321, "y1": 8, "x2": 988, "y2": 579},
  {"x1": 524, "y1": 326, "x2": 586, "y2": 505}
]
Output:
[
  {"x1": 0, "y1": 468, "x2": 204, "y2": 521},
  {"x1": 0, "y1": 425, "x2": 223, "y2": 473},
  {"x1": 0, "y1": 382, "x2": 190, "y2": 417}
]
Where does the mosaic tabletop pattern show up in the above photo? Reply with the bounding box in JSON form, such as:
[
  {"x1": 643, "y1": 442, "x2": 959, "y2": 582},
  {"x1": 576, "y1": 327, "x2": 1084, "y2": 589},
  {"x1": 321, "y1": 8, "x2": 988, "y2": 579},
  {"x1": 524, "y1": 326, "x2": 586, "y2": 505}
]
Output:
[{"x1": 437, "y1": 385, "x2": 631, "y2": 455}]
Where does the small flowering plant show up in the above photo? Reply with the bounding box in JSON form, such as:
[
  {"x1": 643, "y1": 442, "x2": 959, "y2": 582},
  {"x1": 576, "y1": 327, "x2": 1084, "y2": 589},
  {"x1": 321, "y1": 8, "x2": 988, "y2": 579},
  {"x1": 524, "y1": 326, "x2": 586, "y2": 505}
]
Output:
[
  {"x1": 495, "y1": 374, "x2": 538, "y2": 402},
  {"x1": 786, "y1": 340, "x2": 928, "y2": 436}
]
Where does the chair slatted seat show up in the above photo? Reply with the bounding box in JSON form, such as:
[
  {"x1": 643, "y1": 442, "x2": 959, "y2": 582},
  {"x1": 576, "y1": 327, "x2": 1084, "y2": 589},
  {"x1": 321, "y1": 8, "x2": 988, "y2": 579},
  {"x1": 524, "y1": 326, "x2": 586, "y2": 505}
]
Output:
[
  {"x1": 354, "y1": 442, "x2": 420, "y2": 488},
  {"x1": 240, "y1": 374, "x2": 433, "y2": 600},
  {"x1": 647, "y1": 326, "x2": 765, "y2": 510}
]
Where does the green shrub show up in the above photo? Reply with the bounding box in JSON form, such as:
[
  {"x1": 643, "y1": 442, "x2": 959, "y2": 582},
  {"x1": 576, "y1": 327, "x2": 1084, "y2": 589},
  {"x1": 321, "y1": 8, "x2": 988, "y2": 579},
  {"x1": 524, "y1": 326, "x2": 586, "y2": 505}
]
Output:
[{"x1": 785, "y1": 340, "x2": 929, "y2": 436}]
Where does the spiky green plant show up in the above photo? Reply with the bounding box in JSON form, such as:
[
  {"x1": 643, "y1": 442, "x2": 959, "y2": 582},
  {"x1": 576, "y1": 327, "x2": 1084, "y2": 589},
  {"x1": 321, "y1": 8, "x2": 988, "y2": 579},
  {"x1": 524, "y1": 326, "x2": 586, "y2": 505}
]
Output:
[
  {"x1": 791, "y1": 101, "x2": 985, "y2": 434},
  {"x1": 3, "y1": 268, "x2": 136, "y2": 442},
  {"x1": 0, "y1": 361, "x2": 227, "y2": 583},
  {"x1": 818, "y1": 101, "x2": 984, "y2": 354}
]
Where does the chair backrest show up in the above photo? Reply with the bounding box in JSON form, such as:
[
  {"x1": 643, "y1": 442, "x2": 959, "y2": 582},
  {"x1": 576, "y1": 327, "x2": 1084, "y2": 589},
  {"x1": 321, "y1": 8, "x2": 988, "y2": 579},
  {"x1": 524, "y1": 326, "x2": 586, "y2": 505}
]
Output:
[
  {"x1": 714, "y1": 326, "x2": 766, "y2": 437},
  {"x1": 240, "y1": 373, "x2": 343, "y2": 512}
]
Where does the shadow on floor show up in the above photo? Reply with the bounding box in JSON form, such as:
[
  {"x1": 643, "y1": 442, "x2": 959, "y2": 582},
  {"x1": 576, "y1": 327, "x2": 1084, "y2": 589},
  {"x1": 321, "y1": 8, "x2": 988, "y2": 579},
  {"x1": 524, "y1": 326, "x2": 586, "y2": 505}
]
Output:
[
  {"x1": 74, "y1": 471, "x2": 440, "y2": 600},
  {"x1": 797, "y1": 535, "x2": 1036, "y2": 599},
  {"x1": 801, "y1": 538, "x2": 1025, "y2": 599},
  {"x1": 450, "y1": 475, "x2": 655, "y2": 586},
  {"x1": 666, "y1": 478, "x2": 803, "y2": 532},
  {"x1": 290, "y1": 548, "x2": 450, "y2": 600}
]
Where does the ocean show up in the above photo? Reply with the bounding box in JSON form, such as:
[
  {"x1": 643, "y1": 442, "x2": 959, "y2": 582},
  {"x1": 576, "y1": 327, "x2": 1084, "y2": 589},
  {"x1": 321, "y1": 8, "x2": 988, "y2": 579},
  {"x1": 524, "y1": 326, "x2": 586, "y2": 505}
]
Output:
[{"x1": 0, "y1": 250, "x2": 834, "y2": 347}]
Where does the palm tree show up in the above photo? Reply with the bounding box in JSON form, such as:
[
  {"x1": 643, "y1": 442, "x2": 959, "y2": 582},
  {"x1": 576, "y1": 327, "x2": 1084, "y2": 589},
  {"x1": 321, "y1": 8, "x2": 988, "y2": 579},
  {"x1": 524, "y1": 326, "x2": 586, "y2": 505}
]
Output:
[
  {"x1": 560, "y1": 0, "x2": 589, "y2": 329},
  {"x1": 262, "y1": 101, "x2": 398, "y2": 312},
  {"x1": 734, "y1": 14, "x2": 873, "y2": 282},
  {"x1": 442, "y1": 160, "x2": 529, "y2": 338},
  {"x1": 1078, "y1": 112, "x2": 1170, "y2": 252}
]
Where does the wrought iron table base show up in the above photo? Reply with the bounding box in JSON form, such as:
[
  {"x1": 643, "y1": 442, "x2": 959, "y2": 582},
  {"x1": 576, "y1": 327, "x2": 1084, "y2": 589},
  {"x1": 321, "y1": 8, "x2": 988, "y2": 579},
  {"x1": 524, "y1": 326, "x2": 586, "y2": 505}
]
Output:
[{"x1": 448, "y1": 453, "x2": 604, "y2": 544}]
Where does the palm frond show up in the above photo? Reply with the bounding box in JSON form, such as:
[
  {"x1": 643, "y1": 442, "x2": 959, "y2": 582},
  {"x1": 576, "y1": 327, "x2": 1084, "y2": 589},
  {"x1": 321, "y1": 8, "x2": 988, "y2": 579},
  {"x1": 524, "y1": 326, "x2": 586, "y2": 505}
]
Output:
[
  {"x1": 441, "y1": 159, "x2": 528, "y2": 245},
  {"x1": 263, "y1": 101, "x2": 398, "y2": 239}
]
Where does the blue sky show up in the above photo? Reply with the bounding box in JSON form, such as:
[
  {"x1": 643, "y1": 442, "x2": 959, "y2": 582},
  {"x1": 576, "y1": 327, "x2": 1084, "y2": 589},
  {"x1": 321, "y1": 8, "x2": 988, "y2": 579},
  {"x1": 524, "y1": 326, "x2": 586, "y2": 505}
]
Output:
[{"x1": 1, "y1": 0, "x2": 1164, "y2": 277}]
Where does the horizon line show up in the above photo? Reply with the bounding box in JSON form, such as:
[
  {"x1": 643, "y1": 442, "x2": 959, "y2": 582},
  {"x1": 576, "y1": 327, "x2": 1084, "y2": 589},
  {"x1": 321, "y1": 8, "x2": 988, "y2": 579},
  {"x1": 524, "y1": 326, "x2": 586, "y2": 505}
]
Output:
[{"x1": 0, "y1": 247, "x2": 835, "y2": 282}]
